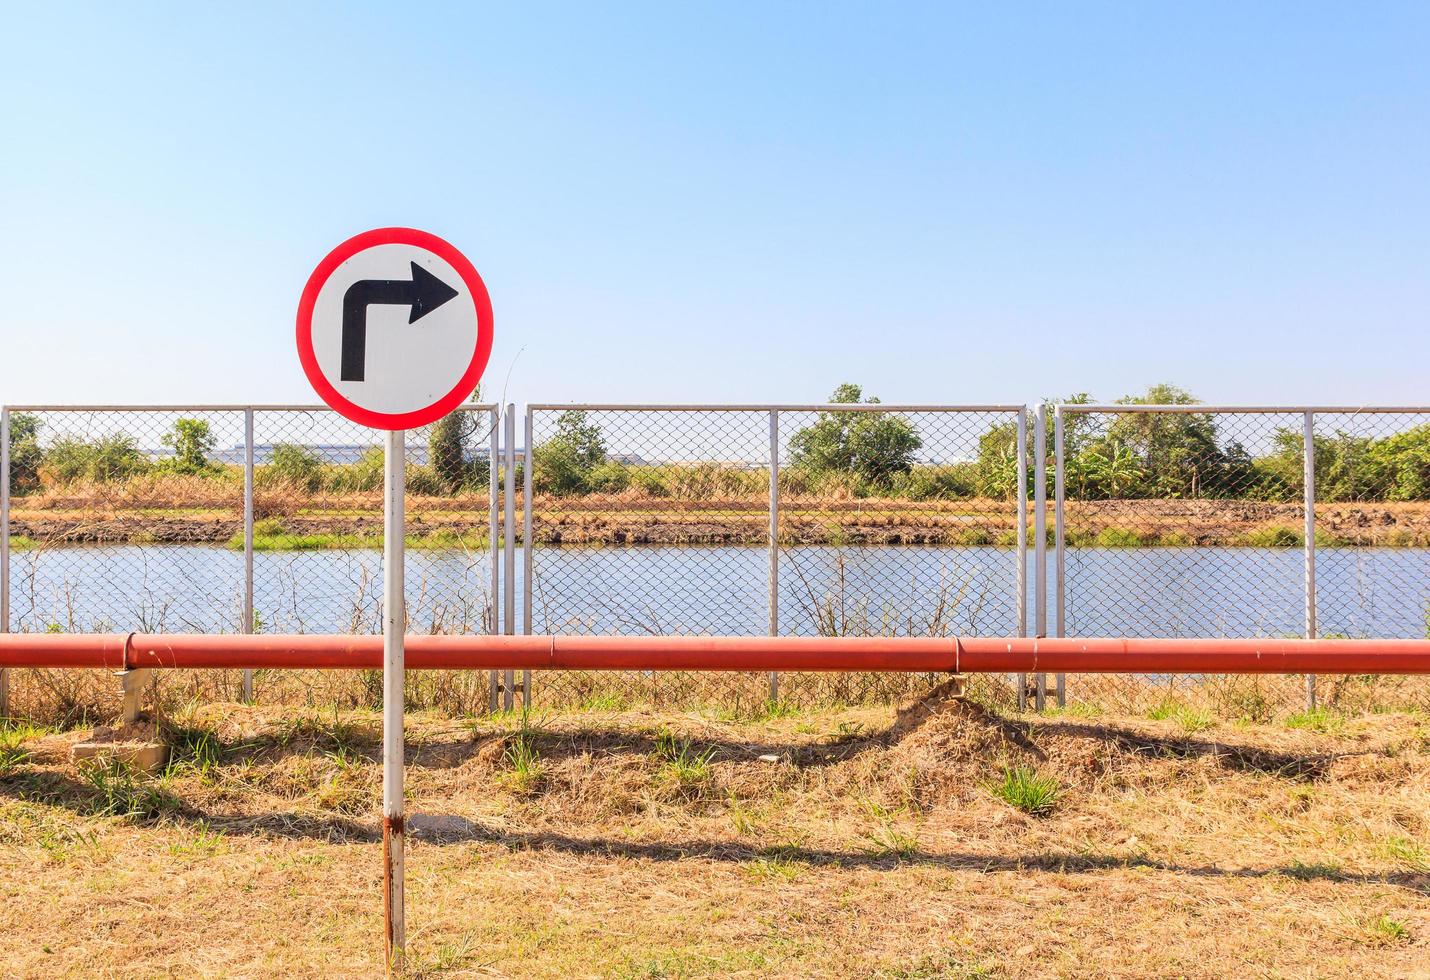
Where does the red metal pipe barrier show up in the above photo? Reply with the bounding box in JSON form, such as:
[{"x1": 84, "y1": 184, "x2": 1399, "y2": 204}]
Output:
[{"x1": 0, "y1": 633, "x2": 1429, "y2": 675}]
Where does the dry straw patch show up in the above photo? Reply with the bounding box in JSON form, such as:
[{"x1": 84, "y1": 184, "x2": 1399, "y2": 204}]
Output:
[{"x1": 0, "y1": 693, "x2": 1426, "y2": 977}]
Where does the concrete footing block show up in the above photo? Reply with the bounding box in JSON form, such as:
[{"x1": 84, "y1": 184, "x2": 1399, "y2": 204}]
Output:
[{"x1": 71, "y1": 720, "x2": 168, "y2": 774}]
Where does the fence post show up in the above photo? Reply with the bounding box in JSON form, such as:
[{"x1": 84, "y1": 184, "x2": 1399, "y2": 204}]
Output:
[
  {"x1": 488, "y1": 406, "x2": 501, "y2": 712},
  {"x1": 767, "y1": 409, "x2": 779, "y2": 703},
  {"x1": 1031, "y1": 402, "x2": 1047, "y2": 712},
  {"x1": 522, "y1": 406, "x2": 533, "y2": 705},
  {"x1": 1015, "y1": 408, "x2": 1028, "y2": 697},
  {"x1": 242, "y1": 408, "x2": 255, "y2": 702},
  {"x1": 503, "y1": 405, "x2": 516, "y2": 711},
  {"x1": 1303, "y1": 409, "x2": 1317, "y2": 711},
  {"x1": 1052, "y1": 404, "x2": 1066, "y2": 708},
  {"x1": 0, "y1": 408, "x2": 9, "y2": 718}
]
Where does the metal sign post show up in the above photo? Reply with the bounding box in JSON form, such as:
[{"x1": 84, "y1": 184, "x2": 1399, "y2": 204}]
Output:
[
  {"x1": 382, "y1": 428, "x2": 406, "y2": 968},
  {"x1": 296, "y1": 227, "x2": 493, "y2": 974}
]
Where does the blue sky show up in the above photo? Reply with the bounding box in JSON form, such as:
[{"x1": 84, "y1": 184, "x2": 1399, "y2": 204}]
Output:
[{"x1": 2, "y1": 2, "x2": 1426, "y2": 408}]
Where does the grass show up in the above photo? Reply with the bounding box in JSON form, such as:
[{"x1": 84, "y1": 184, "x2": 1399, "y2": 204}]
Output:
[
  {"x1": 1279, "y1": 859, "x2": 1344, "y2": 881},
  {"x1": 2, "y1": 702, "x2": 1429, "y2": 976},
  {"x1": 79, "y1": 758, "x2": 181, "y2": 823},
  {"x1": 500, "y1": 709, "x2": 545, "y2": 794},
  {"x1": 1379, "y1": 835, "x2": 1429, "y2": 871},
  {"x1": 230, "y1": 526, "x2": 489, "y2": 552},
  {"x1": 578, "y1": 691, "x2": 630, "y2": 712},
  {"x1": 1363, "y1": 914, "x2": 1412, "y2": 945},
  {"x1": 1239, "y1": 525, "x2": 1303, "y2": 548},
  {"x1": 653, "y1": 730, "x2": 717, "y2": 793},
  {"x1": 1285, "y1": 707, "x2": 1345, "y2": 734},
  {"x1": 0, "y1": 738, "x2": 33, "y2": 777},
  {"x1": 1148, "y1": 699, "x2": 1216, "y2": 732},
  {"x1": 988, "y1": 765, "x2": 1061, "y2": 816},
  {"x1": 164, "y1": 716, "x2": 224, "y2": 775},
  {"x1": 20, "y1": 489, "x2": 1430, "y2": 548}
]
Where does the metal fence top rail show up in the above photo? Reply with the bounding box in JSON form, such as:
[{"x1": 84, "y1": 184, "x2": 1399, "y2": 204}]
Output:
[
  {"x1": 526, "y1": 403, "x2": 1028, "y2": 413},
  {"x1": 1055, "y1": 404, "x2": 1430, "y2": 414},
  {"x1": 3, "y1": 404, "x2": 499, "y2": 413}
]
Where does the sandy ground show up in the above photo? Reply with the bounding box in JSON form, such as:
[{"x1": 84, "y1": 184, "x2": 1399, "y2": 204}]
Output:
[{"x1": 0, "y1": 696, "x2": 1427, "y2": 977}]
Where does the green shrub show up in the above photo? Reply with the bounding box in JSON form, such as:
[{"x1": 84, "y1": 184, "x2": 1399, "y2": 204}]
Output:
[
  {"x1": 41, "y1": 433, "x2": 148, "y2": 485},
  {"x1": 7, "y1": 412, "x2": 43, "y2": 494},
  {"x1": 628, "y1": 466, "x2": 670, "y2": 497},
  {"x1": 889, "y1": 464, "x2": 978, "y2": 500},
  {"x1": 262, "y1": 444, "x2": 324, "y2": 492},
  {"x1": 532, "y1": 411, "x2": 606, "y2": 495},
  {"x1": 587, "y1": 461, "x2": 632, "y2": 494},
  {"x1": 788, "y1": 384, "x2": 922, "y2": 488},
  {"x1": 322, "y1": 448, "x2": 385, "y2": 493}
]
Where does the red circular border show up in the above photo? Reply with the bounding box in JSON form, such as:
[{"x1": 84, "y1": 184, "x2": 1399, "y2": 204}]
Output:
[{"x1": 296, "y1": 227, "x2": 494, "y2": 430}]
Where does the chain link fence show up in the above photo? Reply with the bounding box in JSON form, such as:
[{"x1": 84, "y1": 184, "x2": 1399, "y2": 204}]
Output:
[
  {"x1": 1, "y1": 404, "x2": 499, "y2": 722},
  {"x1": 773, "y1": 406, "x2": 1027, "y2": 710},
  {"x1": 522, "y1": 407, "x2": 772, "y2": 711},
  {"x1": 1052, "y1": 404, "x2": 1430, "y2": 718},
  {"x1": 3, "y1": 400, "x2": 1427, "y2": 723},
  {"x1": 520, "y1": 404, "x2": 1027, "y2": 711}
]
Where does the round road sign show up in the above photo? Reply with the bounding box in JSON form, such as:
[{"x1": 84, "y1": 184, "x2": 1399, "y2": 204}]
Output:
[{"x1": 296, "y1": 227, "x2": 493, "y2": 429}]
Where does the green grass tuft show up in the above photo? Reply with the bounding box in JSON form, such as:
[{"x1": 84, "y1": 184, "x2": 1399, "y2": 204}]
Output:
[
  {"x1": 80, "y1": 759, "x2": 181, "y2": 823},
  {"x1": 1285, "y1": 707, "x2": 1344, "y2": 733},
  {"x1": 500, "y1": 708, "x2": 544, "y2": 793},
  {"x1": 654, "y1": 731, "x2": 716, "y2": 792},
  {"x1": 1148, "y1": 699, "x2": 1215, "y2": 732},
  {"x1": 989, "y1": 765, "x2": 1060, "y2": 816}
]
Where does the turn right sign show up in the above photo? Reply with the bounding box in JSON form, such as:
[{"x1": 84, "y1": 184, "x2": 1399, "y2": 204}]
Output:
[{"x1": 296, "y1": 227, "x2": 493, "y2": 430}]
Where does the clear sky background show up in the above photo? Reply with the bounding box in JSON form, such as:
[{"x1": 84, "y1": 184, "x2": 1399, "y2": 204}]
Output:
[{"x1": 2, "y1": 2, "x2": 1426, "y2": 409}]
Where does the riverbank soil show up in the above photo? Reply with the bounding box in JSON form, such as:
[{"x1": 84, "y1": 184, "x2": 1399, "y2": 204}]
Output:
[
  {"x1": 11, "y1": 494, "x2": 1430, "y2": 546},
  {"x1": 0, "y1": 697, "x2": 1426, "y2": 977}
]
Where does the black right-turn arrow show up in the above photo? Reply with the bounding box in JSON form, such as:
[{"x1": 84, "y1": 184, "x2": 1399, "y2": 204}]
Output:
[{"x1": 341, "y1": 262, "x2": 459, "y2": 381}]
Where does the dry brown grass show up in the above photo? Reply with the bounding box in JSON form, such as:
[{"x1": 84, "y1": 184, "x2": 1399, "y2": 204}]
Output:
[
  {"x1": 1, "y1": 692, "x2": 1427, "y2": 978},
  {"x1": 13, "y1": 492, "x2": 1430, "y2": 546}
]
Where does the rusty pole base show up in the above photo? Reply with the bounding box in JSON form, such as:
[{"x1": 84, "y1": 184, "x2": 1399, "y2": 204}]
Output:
[{"x1": 383, "y1": 813, "x2": 405, "y2": 974}]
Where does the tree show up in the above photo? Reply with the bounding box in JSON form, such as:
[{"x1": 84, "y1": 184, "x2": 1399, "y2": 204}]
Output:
[
  {"x1": 428, "y1": 411, "x2": 473, "y2": 493},
  {"x1": 1097, "y1": 384, "x2": 1227, "y2": 497},
  {"x1": 975, "y1": 420, "x2": 1021, "y2": 499},
  {"x1": 160, "y1": 418, "x2": 218, "y2": 475},
  {"x1": 1079, "y1": 440, "x2": 1144, "y2": 497},
  {"x1": 1372, "y1": 424, "x2": 1430, "y2": 501},
  {"x1": 425, "y1": 388, "x2": 489, "y2": 494},
  {"x1": 7, "y1": 412, "x2": 42, "y2": 494},
  {"x1": 788, "y1": 384, "x2": 922, "y2": 488},
  {"x1": 532, "y1": 410, "x2": 607, "y2": 495}
]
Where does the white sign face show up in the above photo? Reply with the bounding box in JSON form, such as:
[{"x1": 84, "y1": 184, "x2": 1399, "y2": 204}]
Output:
[{"x1": 297, "y1": 228, "x2": 493, "y2": 429}]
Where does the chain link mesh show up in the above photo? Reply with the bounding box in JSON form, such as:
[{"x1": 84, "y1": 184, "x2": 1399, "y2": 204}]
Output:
[
  {"x1": 524, "y1": 408, "x2": 771, "y2": 710},
  {"x1": 775, "y1": 408, "x2": 1026, "y2": 709},
  {"x1": 3, "y1": 405, "x2": 498, "y2": 722},
  {"x1": 522, "y1": 406, "x2": 1026, "y2": 711},
  {"x1": 1055, "y1": 407, "x2": 1430, "y2": 717},
  {"x1": 3, "y1": 402, "x2": 1426, "y2": 723},
  {"x1": 1307, "y1": 410, "x2": 1430, "y2": 713}
]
